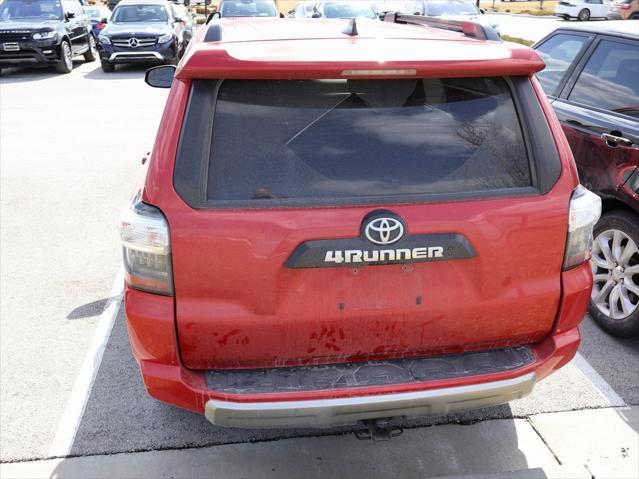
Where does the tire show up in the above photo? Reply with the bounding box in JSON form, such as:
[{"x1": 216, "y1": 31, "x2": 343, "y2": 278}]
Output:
[
  {"x1": 589, "y1": 210, "x2": 639, "y2": 337},
  {"x1": 100, "y1": 60, "x2": 115, "y2": 72},
  {"x1": 630, "y1": 13, "x2": 639, "y2": 19},
  {"x1": 55, "y1": 40, "x2": 73, "y2": 74},
  {"x1": 83, "y1": 35, "x2": 98, "y2": 62},
  {"x1": 578, "y1": 8, "x2": 590, "y2": 20}
]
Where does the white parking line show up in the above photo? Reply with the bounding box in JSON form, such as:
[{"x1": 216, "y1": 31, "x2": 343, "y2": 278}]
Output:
[
  {"x1": 572, "y1": 352, "x2": 626, "y2": 407},
  {"x1": 48, "y1": 268, "x2": 125, "y2": 458}
]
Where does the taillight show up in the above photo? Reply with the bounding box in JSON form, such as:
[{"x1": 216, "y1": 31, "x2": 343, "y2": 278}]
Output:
[
  {"x1": 120, "y1": 195, "x2": 173, "y2": 295},
  {"x1": 621, "y1": 4, "x2": 631, "y2": 9},
  {"x1": 563, "y1": 186, "x2": 602, "y2": 270}
]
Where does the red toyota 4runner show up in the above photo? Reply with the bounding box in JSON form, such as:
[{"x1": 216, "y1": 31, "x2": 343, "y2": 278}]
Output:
[{"x1": 120, "y1": 14, "x2": 602, "y2": 436}]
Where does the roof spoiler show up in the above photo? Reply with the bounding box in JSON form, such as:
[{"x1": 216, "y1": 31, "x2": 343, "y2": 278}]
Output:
[{"x1": 384, "y1": 12, "x2": 501, "y2": 42}]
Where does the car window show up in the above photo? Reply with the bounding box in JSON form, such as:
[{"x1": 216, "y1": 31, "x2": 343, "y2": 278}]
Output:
[
  {"x1": 220, "y1": 0, "x2": 277, "y2": 16},
  {"x1": 323, "y1": 1, "x2": 377, "y2": 18},
  {"x1": 569, "y1": 39, "x2": 639, "y2": 115},
  {"x1": 535, "y1": 33, "x2": 590, "y2": 95},
  {"x1": 111, "y1": 3, "x2": 168, "y2": 22},
  {"x1": 424, "y1": 1, "x2": 479, "y2": 16},
  {"x1": 72, "y1": 0, "x2": 83, "y2": 15},
  {"x1": 174, "y1": 5, "x2": 187, "y2": 18},
  {"x1": 0, "y1": 0, "x2": 64, "y2": 19},
  {"x1": 206, "y1": 77, "x2": 531, "y2": 202},
  {"x1": 84, "y1": 5, "x2": 100, "y2": 17}
]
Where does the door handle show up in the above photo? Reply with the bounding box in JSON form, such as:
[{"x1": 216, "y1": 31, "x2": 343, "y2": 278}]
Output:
[{"x1": 602, "y1": 133, "x2": 634, "y2": 148}]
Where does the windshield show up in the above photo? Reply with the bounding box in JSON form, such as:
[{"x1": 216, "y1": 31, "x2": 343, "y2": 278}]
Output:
[
  {"x1": 111, "y1": 4, "x2": 168, "y2": 22},
  {"x1": 220, "y1": 0, "x2": 277, "y2": 17},
  {"x1": 0, "y1": 0, "x2": 63, "y2": 20},
  {"x1": 84, "y1": 6, "x2": 108, "y2": 19},
  {"x1": 373, "y1": 1, "x2": 409, "y2": 12},
  {"x1": 323, "y1": 1, "x2": 377, "y2": 18},
  {"x1": 425, "y1": 1, "x2": 479, "y2": 15}
]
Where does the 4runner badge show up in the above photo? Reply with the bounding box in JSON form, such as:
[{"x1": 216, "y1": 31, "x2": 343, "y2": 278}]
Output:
[{"x1": 285, "y1": 211, "x2": 476, "y2": 269}]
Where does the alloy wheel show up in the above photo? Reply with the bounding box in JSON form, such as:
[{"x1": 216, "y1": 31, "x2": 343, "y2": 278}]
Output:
[
  {"x1": 63, "y1": 42, "x2": 73, "y2": 70},
  {"x1": 591, "y1": 229, "x2": 639, "y2": 319}
]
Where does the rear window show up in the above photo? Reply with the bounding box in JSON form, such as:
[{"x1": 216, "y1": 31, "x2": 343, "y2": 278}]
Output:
[{"x1": 206, "y1": 78, "x2": 531, "y2": 202}]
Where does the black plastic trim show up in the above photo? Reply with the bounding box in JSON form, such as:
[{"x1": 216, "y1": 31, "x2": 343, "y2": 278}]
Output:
[
  {"x1": 286, "y1": 233, "x2": 476, "y2": 269},
  {"x1": 173, "y1": 80, "x2": 219, "y2": 208},
  {"x1": 204, "y1": 346, "x2": 535, "y2": 394},
  {"x1": 511, "y1": 76, "x2": 561, "y2": 194}
]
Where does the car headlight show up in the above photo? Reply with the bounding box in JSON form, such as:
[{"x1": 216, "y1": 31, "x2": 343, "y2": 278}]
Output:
[
  {"x1": 158, "y1": 33, "x2": 172, "y2": 44},
  {"x1": 32, "y1": 30, "x2": 57, "y2": 40},
  {"x1": 99, "y1": 35, "x2": 111, "y2": 45}
]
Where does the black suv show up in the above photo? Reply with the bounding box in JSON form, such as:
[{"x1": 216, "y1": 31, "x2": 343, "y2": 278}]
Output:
[
  {"x1": 0, "y1": 0, "x2": 97, "y2": 74},
  {"x1": 96, "y1": 0, "x2": 185, "y2": 72},
  {"x1": 534, "y1": 24, "x2": 639, "y2": 336}
]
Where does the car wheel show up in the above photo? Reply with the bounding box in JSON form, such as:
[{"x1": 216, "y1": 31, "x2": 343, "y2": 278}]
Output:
[
  {"x1": 589, "y1": 210, "x2": 639, "y2": 337},
  {"x1": 55, "y1": 40, "x2": 73, "y2": 74},
  {"x1": 84, "y1": 35, "x2": 98, "y2": 62},
  {"x1": 578, "y1": 8, "x2": 591, "y2": 20},
  {"x1": 100, "y1": 60, "x2": 115, "y2": 73}
]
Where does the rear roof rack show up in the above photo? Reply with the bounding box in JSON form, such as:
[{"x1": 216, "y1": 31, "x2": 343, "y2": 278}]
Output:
[{"x1": 384, "y1": 12, "x2": 501, "y2": 42}]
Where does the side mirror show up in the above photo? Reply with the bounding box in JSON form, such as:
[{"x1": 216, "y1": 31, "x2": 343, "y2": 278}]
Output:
[
  {"x1": 279, "y1": 12, "x2": 284, "y2": 18},
  {"x1": 479, "y1": 8, "x2": 486, "y2": 13},
  {"x1": 174, "y1": 16, "x2": 184, "y2": 22},
  {"x1": 184, "y1": 0, "x2": 190, "y2": 5},
  {"x1": 311, "y1": 12, "x2": 321, "y2": 18},
  {"x1": 66, "y1": 11, "x2": 76, "y2": 20},
  {"x1": 204, "y1": 0, "x2": 211, "y2": 5},
  {"x1": 100, "y1": 17, "x2": 108, "y2": 23},
  {"x1": 145, "y1": 65, "x2": 175, "y2": 88}
]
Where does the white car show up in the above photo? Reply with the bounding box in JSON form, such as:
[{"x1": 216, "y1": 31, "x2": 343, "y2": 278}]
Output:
[{"x1": 554, "y1": 0, "x2": 611, "y2": 20}]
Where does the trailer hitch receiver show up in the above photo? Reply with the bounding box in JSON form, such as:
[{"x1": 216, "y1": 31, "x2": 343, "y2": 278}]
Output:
[{"x1": 355, "y1": 419, "x2": 403, "y2": 441}]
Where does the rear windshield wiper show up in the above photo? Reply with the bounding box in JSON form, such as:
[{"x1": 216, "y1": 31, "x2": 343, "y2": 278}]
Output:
[{"x1": 285, "y1": 93, "x2": 355, "y2": 146}]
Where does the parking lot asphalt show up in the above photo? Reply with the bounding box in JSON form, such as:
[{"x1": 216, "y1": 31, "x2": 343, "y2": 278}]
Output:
[{"x1": 1, "y1": 15, "x2": 639, "y2": 468}]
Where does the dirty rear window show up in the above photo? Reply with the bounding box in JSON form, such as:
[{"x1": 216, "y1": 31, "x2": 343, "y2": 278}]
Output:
[{"x1": 207, "y1": 78, "x2": 531, "y2": 201}]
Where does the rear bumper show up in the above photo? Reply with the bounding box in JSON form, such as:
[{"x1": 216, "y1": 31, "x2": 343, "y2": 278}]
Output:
[
  {"x1": 205, "y1": 373, "x2": 536, "y2": 428},
  {"x1": 554, "y1": 7, "x2": 575, "y2": 16},
  {"x1": 124, "y1": 263, "x2": 592, "y2": 428}
]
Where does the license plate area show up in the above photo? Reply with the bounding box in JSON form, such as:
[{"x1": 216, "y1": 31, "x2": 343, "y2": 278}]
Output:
[
  {"x1": 2, "y1": 43, "x2": 20, "y2": 51},
  {"x1": 333, "y1": 265, "x2": 425, "y2": 311}
]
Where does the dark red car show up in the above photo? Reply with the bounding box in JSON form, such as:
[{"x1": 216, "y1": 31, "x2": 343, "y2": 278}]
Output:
[
  {"x1": 119, "y1": 14, "x2": 601, "y2": 435},
  {"x1": 534, "y1": 24, "x2": 639, "y2": 337}
]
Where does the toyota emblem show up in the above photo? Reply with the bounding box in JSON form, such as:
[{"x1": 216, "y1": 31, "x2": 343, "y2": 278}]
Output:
[
  {"x1": 128, "y1": 37, "x2": 139, "y2": 48},
  {"x1": 364, "y1": 216, "x2": 404, "y2": 245}
]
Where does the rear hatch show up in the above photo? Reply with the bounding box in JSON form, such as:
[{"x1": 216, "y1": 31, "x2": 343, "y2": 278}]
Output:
[{"x1": 168, "y1": 75, "x2": 568, "y2": 370}]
